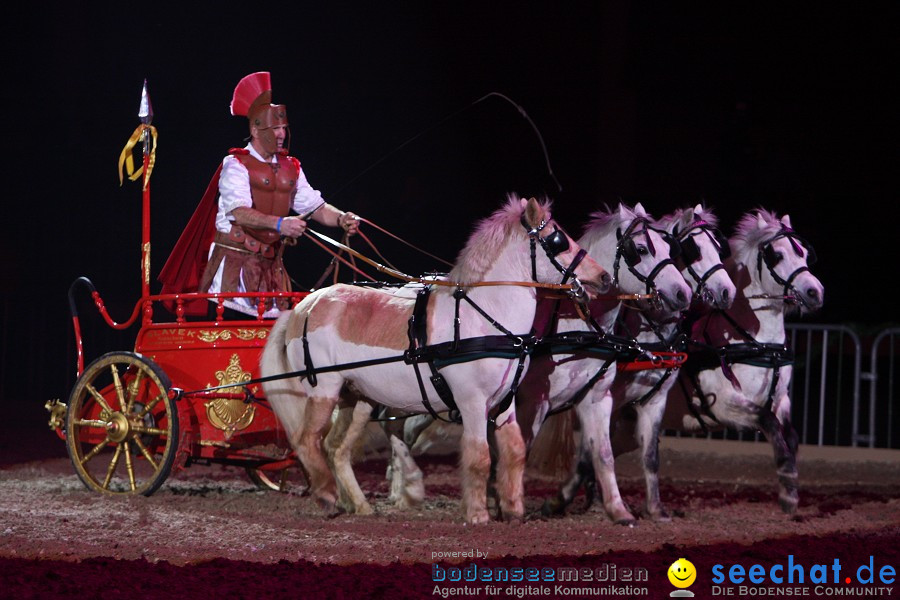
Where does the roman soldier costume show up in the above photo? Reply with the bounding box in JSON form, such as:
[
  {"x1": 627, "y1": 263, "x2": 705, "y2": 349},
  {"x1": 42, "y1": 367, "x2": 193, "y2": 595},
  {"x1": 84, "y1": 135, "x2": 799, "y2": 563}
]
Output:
[{"x1": 159, "y1": 72, "x2": 320, "y2": 316}]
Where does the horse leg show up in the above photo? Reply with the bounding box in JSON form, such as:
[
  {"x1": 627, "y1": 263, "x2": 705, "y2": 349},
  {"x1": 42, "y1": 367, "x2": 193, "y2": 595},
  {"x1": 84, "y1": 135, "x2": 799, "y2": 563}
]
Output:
[
  {"x1": 541, "y1": 444, "x2": 593, "y2": 516},
  {"x1": 633, "y1": 396, "x2": 671, "y2": 521},
  {"x1": 760, "y1": 399, "x2": 799, "y2": 515},
  {"x1": 325, "y1": 397, "x2": 375, "y2": 515},
  {"x1": 456, "y1": 409, "x2": 492, "y2": 524},
  {"x1": 296, "y1": 394, "x2": 342, "y2": 516},
  {"x1": 388, "y1": 434, "x2": 425, "y2": 508},
  {"x1": 575, "y1": 391, "x2": 636, "y2": 525},
  {"x1": 493, "y1": 413, "x2": 526, "y2": 521}
]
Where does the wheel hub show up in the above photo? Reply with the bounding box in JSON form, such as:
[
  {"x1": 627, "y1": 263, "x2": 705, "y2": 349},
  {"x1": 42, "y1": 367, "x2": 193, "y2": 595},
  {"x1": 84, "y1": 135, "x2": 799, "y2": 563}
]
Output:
[{"x1": 106, "y1": 412, "x2": 131, "y2": 443}]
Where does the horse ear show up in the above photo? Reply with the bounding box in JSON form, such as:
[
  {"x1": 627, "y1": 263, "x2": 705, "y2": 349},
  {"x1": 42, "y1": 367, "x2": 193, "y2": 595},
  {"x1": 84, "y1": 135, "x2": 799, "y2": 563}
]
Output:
[
  {"x1": 634, "y1": 202, "x2": 647, "y2": 216},
  {"x1": 524, "y1": 196, "x2": 543, "y2": 228},
  {"x1": 694, "y1": 202, "x2": 703, "y2": 213},
  {"x1": 781, "y1": 214, "x2": 793, "y2": 228},
  {"x1": 682, "y1": 205, "x2": 696, "y2": 226},
  {"x1": 756, "y1": 213, "x2": 769, "y2": 230},
  {"x1": 618, "y1": 203, "x2": 631, "y2": 220}
]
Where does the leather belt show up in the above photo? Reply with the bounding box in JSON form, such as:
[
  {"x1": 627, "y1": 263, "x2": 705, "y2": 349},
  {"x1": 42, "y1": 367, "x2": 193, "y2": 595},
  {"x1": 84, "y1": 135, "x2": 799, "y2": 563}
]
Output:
[{"x1": 215, "y1": 226, "x2": 279, "y2": 259}]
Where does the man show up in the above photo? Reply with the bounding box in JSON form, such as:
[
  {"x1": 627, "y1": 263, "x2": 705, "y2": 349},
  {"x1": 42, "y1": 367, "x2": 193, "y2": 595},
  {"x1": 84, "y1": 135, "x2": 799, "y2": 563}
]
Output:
[{"x1": 159, "y1": 71, "x2": 358, "y2": 318}]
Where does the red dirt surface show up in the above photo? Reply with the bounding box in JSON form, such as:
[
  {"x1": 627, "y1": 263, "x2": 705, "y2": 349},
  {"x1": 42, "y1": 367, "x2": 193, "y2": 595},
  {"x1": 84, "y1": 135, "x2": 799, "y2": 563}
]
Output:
[{"x1": 1, "y1": 405, "x2": 898, "y2": 599}]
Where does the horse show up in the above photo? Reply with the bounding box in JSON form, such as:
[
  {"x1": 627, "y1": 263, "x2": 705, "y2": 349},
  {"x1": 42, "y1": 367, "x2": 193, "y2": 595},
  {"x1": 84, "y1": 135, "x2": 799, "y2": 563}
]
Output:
[
  {"x1": 512, "y1": 202, "x2": 693, "y2": 524},
  {"x1": 260, "y1": 195, "x2": 611, "y2": 524},
  {"x1": 652, "y1": 208, "x2": 823, "y2": 514},
  {"x1": 543, "y1": 204, "x2": 737, "y2": 521}
]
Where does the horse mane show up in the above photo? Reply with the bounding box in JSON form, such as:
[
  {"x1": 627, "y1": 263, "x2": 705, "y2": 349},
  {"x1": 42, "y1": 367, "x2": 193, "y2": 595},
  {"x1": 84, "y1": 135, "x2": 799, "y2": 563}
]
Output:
[
  {"x1": 654, "y1": 204, "x2": 720, "y2": 230},
  {"x1": 449, "y1": 194, "x2": 549, "y2": 284},
  {"x1": 730, "y1": 208, "x2": 783, "y2": 267},
  {"x1": 579, "y1": 203, "x2": 640, "y2": 248}
]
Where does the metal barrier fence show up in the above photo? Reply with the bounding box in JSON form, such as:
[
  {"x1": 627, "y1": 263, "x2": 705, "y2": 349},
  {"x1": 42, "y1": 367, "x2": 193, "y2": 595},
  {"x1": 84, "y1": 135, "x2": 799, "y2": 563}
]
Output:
[{"x1": 665, "y1": 324, "x2": 899, "y2": 449}]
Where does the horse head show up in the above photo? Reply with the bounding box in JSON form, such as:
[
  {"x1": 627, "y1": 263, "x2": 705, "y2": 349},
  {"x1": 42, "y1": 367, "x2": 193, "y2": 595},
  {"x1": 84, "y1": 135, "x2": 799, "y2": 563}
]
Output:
[
  {"x1": 732, "y1": 209, "x2": 824, "y2": 313},
  {"x1": 451, "y1": 195, "x2": 611, "y2": 300},
  {"x1": 581, "y1": 202, "x2": 692, "y2": 312},
  {"x1": 659, "y1": 203, "x2": 737, "y2": 309}
]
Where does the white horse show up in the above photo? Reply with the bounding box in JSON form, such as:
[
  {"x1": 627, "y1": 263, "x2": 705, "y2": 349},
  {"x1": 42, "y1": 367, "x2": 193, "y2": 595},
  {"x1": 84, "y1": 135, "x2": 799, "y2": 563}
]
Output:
[
  {"x1": 260, "y1": 196, "x2": 610, "y2": 524},
  {"x1": 514, "y1": 202, "x2": 692, "y2": 524},
  {"x1": 533, "y1": 204, "x2": 735, "y2": 521},
  {"x1": 592, "y1": 205, "x2": 737, "y2": 520},
  {"x1": 656, "y1": 208, "x2": 823, "y2": 514}
]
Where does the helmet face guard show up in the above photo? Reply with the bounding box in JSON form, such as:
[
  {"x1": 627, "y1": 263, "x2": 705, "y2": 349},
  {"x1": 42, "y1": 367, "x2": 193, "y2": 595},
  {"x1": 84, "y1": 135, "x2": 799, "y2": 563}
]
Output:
[{"x1": 250, "y1": 104, "x2": 289, "y2": 154}]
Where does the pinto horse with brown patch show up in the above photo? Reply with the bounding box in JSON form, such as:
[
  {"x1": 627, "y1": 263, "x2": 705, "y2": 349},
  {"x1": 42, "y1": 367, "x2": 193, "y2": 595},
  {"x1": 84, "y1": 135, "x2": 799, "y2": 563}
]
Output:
[{"x1": 260, "y1": 196, "x2": 610, "y2": 524}]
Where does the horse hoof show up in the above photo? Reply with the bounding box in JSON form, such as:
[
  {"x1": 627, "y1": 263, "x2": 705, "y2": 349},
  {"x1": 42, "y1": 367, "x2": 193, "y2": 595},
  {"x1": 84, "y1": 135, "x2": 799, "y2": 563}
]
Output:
[
  {"x1": 541, "y1": 496, "x2": 567, "y2": 517},
  {"x1": 643, "y1": 507, "x2": 672, "y2": 522},
  {"x1": 355, "y1": 503, "x2": 375, "y2": 516},
  {"x1": 614, "y1": 517, "x2": 637, "y2": 527},
  {"x1": 779, "y1": 494, "x2": 799, "y2": 515},
  {"x1": 325, "y1": 505, "x2": 346, "y2": 519},
  {"x1": 466, "y1": 511, "x2": 491, "y2": 525},
  {"x1": 501, "y1": 510, "x2": 525, "y2": 524}
]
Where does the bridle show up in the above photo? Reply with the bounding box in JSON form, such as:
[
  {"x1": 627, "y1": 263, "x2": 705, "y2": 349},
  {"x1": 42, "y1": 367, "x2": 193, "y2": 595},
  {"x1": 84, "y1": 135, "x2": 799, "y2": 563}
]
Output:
[
  {"x1": 613, "y1": 217, "x2": 677, "y2": 308},
  {"x1": 672, "y1": 219, "x2": 731, "y2": 304},
  {"x1": 754, "y1": 224, "x2": 817, "y2": 308},
  {"x1": 521, "y1": 215, "x2": 589, "y2": 301}
]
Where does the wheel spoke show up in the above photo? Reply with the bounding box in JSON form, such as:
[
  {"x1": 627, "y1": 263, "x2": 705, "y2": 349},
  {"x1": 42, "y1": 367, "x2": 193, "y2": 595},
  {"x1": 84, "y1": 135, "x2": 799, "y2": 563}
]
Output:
[
  {"x1": 123, "y1": 442, "x2": 136, "y2": 491},
  {"x1": 132, "y1": 437, "x2": 159, "y2": 471},
  {"x1": 80, "y1": 438, "x2": 111, "y2": 466},
  {"x1": 131, "y1": 425, "x2": 168, "y2": 436},
  {"x1": 125, "y1": 369, "x2": 145, "y2": 413},
  {"x1": 74, "y1": 419, "x2": 111, "y2": 429},
  {"x1": 102, "y1": 445, "x2": 124, "y2": 489},
  {"x1": 136, "y1": 393, "x2": 166, "y2": 418},
  {"x1": 84, "y1": 383, "x2": 114, "y2": 415},
  {"x1": 111, "y1": 364, "x2": 126, "y2": 411}
]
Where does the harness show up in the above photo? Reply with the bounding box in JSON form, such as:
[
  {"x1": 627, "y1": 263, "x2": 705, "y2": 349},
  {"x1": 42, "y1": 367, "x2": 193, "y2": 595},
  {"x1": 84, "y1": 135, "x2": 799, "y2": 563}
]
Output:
[
  {"x1": 680, "y1": 310, "x2": 794, "y2": 433},
  {"x1": 614, "y1": 306, "x2": 688, "y2": 409},
  {"x1": 404, "y1": 285, "x2": 535, "y2": 423},
  {"x1": 672, "y1": 219, "x2": 731, "y2": 305},
  {"x1": 613, "y1": 217, "x2": 678, "y2": 306},
  {"x1": 523, "y1": 211, "x2": 692, "y2": 418},
  {"x1": 753, "y1": 224, "x2": 817, "y2": 308},
  {"x1": 678, "y1": 223, "x2": 811, "y2": 431},
  {"x1": 301, "y1": 214, "x2": 589, "y2": 426}
]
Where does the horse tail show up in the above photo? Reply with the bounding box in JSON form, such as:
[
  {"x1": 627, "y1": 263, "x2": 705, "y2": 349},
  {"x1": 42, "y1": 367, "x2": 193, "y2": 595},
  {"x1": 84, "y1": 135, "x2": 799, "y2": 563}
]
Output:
[
  {"x1": 261, "y1": 309, "x2": 308, "y2": 444},
  {"x1": 525, "y1": 410, "x2": 576, "y2": 481}
]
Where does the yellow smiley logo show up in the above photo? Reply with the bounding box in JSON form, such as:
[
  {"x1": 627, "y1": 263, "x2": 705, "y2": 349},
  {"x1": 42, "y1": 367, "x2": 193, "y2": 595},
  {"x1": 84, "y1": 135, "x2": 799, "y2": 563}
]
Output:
[{"x1": 668, "y1": 558, "x2": 697, "y2": 588}]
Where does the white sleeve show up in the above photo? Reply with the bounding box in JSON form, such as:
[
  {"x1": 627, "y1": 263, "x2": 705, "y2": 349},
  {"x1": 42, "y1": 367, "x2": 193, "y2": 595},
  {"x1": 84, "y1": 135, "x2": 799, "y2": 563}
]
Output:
[
  {"x1": 291, "y1": 166, "x2": 325, "y2": 215},
  {"x1": 218, "y1": 155, "x2": 253, "y2": 215}
]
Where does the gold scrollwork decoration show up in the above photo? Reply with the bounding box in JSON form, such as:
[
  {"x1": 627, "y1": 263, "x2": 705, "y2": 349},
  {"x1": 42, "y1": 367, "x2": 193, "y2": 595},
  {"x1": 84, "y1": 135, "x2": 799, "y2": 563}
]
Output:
[{"x1": 204, "y1": 354, "x2": 255, "y2": 434}]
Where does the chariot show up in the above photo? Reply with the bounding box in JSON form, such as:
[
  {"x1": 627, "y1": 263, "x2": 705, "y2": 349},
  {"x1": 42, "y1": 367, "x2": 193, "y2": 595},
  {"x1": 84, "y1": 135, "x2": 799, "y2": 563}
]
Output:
[{"x1": 46, "y1": 83, "x2": 308, "y2": 496}]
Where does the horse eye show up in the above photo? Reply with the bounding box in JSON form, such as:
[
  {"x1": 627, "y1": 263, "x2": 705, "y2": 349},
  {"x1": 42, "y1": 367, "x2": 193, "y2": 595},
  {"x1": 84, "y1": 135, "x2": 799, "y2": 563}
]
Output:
[
  {"x1": 773, "y1": 251, "x2": 783, "y2": 262},
  {"x1": 637, "y1": 245, "x2": 650, "y2": 255}
]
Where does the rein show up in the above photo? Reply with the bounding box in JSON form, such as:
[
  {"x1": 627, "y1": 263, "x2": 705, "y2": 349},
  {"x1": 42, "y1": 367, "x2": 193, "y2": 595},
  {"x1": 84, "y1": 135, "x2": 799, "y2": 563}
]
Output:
[{"x1": 302, "y1": 227, "x2": 581, "y2": 293}]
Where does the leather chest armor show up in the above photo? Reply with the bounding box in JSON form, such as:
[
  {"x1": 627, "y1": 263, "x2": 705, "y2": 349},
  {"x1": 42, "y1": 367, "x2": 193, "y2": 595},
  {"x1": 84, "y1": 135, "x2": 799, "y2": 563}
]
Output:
[{"x1": 233, "y1": 151, "x2": 299, "y2": 244}]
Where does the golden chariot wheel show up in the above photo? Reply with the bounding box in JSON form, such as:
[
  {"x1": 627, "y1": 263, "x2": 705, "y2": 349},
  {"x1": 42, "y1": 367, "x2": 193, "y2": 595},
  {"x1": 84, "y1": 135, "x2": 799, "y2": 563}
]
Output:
[
  {"x1": 245, "y1": 464, "x2": 309, "y2": 494},
  {"x1": 65, "y1": 352, "x2": 179, "y2": 496}
]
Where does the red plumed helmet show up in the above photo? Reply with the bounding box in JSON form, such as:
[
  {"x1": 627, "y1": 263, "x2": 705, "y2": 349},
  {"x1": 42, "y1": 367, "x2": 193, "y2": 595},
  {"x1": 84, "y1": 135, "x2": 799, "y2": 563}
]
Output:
[{"x1": 230, "y1": 71, "x2": 272, "y2": 118}]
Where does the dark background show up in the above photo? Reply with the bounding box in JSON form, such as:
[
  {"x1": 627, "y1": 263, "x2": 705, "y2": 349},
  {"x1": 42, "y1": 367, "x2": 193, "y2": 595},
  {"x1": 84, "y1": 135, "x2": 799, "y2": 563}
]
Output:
[{"x1": 0, "y1": 2, "x2": 896, "y2": 412}]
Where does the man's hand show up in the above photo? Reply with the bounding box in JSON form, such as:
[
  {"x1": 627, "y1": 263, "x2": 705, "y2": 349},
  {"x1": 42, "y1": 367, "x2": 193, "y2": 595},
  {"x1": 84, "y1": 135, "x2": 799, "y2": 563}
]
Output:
[
  {"x1": 339, "y1": 211, "x2": 360, "y2": 235},
  {"x1": 279, "y1": 216, "x2": 307, "y2": 238}
]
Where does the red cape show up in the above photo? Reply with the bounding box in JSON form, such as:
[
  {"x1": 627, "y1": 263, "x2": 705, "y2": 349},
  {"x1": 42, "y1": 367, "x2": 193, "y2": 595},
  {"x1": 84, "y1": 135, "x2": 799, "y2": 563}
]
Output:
[{"x1": 157, "y1": 162, "x2": 225, "y2": 316}]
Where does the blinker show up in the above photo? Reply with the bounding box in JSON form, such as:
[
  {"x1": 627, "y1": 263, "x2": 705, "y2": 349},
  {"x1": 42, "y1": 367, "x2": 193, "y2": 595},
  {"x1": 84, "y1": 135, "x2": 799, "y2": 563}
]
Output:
[{"x1": 541, "y1": 227, "x2": 570, "y2": 258}]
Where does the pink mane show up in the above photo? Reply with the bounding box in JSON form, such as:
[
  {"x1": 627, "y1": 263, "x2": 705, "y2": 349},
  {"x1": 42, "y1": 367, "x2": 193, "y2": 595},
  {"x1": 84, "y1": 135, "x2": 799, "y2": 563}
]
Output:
[
  {"x1": 731, "y1": 208, "x2": 784, "y2": 267},
  {"x1": 449, "y1": 195, "x2": 551, "y2": 284}
]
